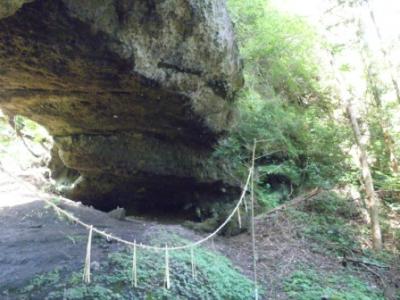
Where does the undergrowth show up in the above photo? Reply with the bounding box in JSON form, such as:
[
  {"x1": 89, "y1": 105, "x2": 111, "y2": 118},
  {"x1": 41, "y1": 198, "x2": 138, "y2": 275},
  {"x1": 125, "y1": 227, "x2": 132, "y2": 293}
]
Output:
[
  {"x1": 288, "y1": 191, "x2": 399, "y2": 266},
  {"x1": 288, "y1": 191, "x2": 361, "y2": 255},
  {"x1": 284, "y1": 268, "x2": 385, "y2": 300},
  {"x1": 8, "y1": 236, "x2": 255, "y2": 300}
]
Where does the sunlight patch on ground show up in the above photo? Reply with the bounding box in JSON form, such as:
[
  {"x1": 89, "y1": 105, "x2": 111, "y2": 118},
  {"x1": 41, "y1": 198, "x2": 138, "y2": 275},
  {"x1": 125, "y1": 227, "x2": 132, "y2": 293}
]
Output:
[{"x1": 0, "y1": 172, "x2": 41, "y2": 208}]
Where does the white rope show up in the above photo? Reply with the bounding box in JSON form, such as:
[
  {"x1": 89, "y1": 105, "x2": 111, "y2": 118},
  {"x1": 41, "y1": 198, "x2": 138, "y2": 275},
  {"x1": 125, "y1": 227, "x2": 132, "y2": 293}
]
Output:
[
  {"x1": 83, "y1": 225, "x2": 93, "y2": 284},
  {"x1": 0, "y1": 143, "x2": 261, "y2": 298},
  {"x1": 165, "y1": 245, "x2": 171, "y2": 289},
  {"x1": 28, "y1": 168, "x2": 252, "y2": 251},
  {"x1": 131, "y1": 241, "x2": 137, "y2": 288}
]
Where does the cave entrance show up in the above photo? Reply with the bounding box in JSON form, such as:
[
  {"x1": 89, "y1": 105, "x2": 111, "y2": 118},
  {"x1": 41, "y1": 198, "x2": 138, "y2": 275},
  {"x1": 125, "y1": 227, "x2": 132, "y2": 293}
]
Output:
[
  {"x1": 123, "y1": 200, "x2": 198, "y2": 225},
  {"x1": 73, "y1": 177, "x2": 235, "y2": 225},
  {"x1": 0, "y1": 111, "x2": 239, "y2": 227}
]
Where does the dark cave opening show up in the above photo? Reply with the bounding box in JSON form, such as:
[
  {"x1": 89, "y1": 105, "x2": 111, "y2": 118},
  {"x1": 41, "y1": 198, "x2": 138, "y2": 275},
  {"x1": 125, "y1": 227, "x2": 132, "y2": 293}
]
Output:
[{"x1": 72, "y1": 175, "x2": 240, "y2": 225}]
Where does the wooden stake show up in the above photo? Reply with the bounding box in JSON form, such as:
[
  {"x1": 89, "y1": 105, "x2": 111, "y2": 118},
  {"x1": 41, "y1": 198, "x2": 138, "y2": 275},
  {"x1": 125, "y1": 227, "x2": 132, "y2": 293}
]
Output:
[
  {"x1": 165, "y1": 245, "x2": 170, "y2": 289},
  {"x1": 251, "y1": 140, "x2": 259, "y2": 300},
  {"x1": 83, "y1": 225, "x2": 93, "y2": 284},
  {"x1": 191, "y1": 247, "x2": 196, "y2": 280},
  {"x1": 132, "y1": 241, "x2": 137, "y2": 288}
]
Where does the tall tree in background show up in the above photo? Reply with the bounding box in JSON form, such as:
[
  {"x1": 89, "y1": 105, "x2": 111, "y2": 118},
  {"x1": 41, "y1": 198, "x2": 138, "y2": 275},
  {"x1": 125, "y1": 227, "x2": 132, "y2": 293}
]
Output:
[
  {"x1": 330, "y1": 54, "x2": 383, "y2": 250},
  {"x1": 356, "y1": 18, "x2": 399, "y2": 174},
  {"x1": 365, "y1": 66, "x2": 399, "y2": 174},
  {"x1": 325, "y1": 0, "x2": 383, "y2": 250},
  {"x1": 345, "y1": 103, "x2": 382, "y2": 250},
  {"x1": 365, "y1": 0, "x2": 400, "y2": 104}
]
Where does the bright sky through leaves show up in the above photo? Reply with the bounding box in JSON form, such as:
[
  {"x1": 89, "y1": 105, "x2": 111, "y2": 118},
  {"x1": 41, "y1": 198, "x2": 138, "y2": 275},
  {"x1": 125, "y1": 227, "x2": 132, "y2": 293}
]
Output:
[{"x1": 271, "y1": 0, "x2": 400, "y2": 42}]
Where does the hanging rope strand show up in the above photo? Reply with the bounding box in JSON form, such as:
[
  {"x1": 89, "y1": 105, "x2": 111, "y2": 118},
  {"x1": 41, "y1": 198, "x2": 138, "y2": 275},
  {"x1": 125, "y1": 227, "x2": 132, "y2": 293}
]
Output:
[
  {"x1": 83, "y1": 225, "x2": 93, "y2": 284},
  {"x1": 243, "y1": 194, "x2": 248, "y2": 212},
  {"x1": 132, "y1": 241, "x2": 138, "y2": 288},
  {"x1": 190, "y1": 247, "x2": 196, "y2": 280},
  {"x1": 237, "y1": 205, "x2": 242, "y2": 229},
  {"x1": 165, "y1": 245, "x2": 171, "y2": 289},
  {"x1": 251, "y1": 140, "x2": 259, "y2": 300}
]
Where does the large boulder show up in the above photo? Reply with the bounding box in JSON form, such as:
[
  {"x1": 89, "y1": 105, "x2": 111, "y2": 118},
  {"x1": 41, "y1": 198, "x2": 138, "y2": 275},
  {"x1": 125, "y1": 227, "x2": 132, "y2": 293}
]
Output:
[{"x1": 0, "y1": 0, "x2": 243, "y2": 210}]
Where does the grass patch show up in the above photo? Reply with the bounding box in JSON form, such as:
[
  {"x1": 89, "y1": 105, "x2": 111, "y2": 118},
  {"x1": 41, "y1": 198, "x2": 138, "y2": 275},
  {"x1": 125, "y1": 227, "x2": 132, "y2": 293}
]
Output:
[
  {"x1": 8, "y1": 236, "x2": 256, "y2": 300},
  {"x1": 284, "y1": 268, "x2": 385, "y2": 300}
]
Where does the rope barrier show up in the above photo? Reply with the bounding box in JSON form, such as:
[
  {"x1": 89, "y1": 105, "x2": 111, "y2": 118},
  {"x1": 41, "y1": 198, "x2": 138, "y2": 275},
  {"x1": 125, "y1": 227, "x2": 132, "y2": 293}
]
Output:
[
  {"x1": 0, "y1": 164, "x2": 252, "y2": 252},
  {"x1": 39, "y1": 168, "x2": 252, "y2": 251},
  {"x1": 0, "y1": 140, "x2": 261, "y2": 298}
]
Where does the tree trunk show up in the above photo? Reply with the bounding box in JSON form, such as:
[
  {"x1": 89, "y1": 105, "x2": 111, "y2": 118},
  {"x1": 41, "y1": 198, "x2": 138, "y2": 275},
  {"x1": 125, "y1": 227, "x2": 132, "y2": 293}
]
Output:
[
  {"x1": 366, "y1": 0, "x2": 400, "y2": 104},
  {"x1": 367, "y1": 68, "x2": 399, "y2": 174},
  {"x1": 346, "y1": 103, "x2": 382, "y2": 251},
  {"x1": 357, "y1": 18, "x2": 399, "y2": 174},
  {"x1": 329, "y1": 52, "x2": 383, "y2": 251}
]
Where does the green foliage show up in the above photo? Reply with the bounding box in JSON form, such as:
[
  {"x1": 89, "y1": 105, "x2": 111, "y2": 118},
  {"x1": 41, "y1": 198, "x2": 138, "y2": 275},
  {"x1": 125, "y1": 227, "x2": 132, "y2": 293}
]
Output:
[
  {"x1": 0, "y1": 112, "x2": 51, "y2": 160},
  {"x1": 216, "y1": 96, "x2": 347, "y2": 207},
  {"x1": 19, "y1": 269, "x2": 61, "y2": 295},
  {"x1": 214, "y1": 91, "x2": 349, "y2": 209},
  {"x1": 217, "y1": 0, "x2": 351, "y2": 211},
  {"x1": 14, "y1": 115, "x2": 49, "y2": 143},
  {"x1": 368, "y1": 105, "x2": 400, "y2": 172},
  {"x1": 228, "y1": 0, "x2": 323, "y2": 104},
  {"x1": 0, "y1": 114, "x2": 12, "y2": 149},
  {"x1": 303, "y1": 191, "x2": 359, "y2": 218},
  {"x1": 284, "y1": 268, "x2": 385, "y2": 300},
  {"x1": 53, "y1": 285, "x2": 120, "y2": 300},
  {"x1": 12, "y1": 236, "x2": 255, "y2": 300},
  {"x1": 373, "y1": 171, "x2": 400, "y2": 194}
]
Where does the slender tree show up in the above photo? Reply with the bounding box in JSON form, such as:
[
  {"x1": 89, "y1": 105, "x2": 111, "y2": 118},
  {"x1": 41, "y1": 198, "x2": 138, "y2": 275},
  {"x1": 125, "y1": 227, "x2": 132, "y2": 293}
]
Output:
[
  {"x1": 364, "y1": 0, "x2": 400, "y2": 104},
  {"x1": 345, "y1": 103, "x2": 382, "y2": 250},
  {"x1": 356, "y1": 19, "x2": 399, "y2": 174},
  {"x1": 324, "y1": 0, "x2": 385, "y2": 251},
  {"x1": 365, "y1": 66, "x2": 399, "y2": 174},
  {"x1": 330, "y1": 53, "x2": 383, "y2": 250}
]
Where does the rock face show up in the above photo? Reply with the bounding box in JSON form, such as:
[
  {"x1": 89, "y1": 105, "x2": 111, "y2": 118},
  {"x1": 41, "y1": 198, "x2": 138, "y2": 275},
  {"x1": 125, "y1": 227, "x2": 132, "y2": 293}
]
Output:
[
  {"x1": 0, "y1": 0, "x2": 243, "y2": 210},
  {"x1": 0, "y1": 0, "x2": 33, "y2": 18}
]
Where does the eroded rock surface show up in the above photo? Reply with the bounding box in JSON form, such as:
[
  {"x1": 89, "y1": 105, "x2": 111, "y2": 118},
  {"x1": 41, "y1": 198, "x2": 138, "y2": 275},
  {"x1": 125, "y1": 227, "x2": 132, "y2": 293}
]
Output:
[
  {"x1": 0, "y1": 0, "x2": 33, "y2": 18},
  {"x1": 0, "y1": 0, "x2": 243, "y2": 210}
]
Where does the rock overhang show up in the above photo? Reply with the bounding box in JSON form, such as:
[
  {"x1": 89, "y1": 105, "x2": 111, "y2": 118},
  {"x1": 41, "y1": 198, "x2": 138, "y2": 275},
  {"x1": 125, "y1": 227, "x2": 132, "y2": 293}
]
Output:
[{"x1": 0, "y1": 0, "x2": 243, "y2": 209}]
